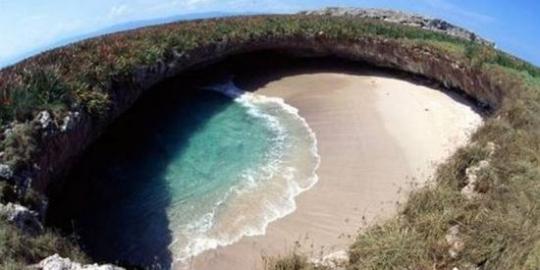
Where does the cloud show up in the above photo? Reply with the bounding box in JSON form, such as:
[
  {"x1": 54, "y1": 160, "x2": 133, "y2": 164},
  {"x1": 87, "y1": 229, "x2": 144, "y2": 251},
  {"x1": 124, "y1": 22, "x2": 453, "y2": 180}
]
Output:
[
  {"x1": 107, "y1": 4, "x2": 129, "y2": 19},
  {"x1": 184, "y1": 0, "x2": 212, "y2": 7}
]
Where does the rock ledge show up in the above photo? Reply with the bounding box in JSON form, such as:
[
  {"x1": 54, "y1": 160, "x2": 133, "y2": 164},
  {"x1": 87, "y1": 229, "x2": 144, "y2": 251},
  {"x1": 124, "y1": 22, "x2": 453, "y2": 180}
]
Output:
[{"x1": 35, "y1": 254, "x2": 125, "y2": 270}]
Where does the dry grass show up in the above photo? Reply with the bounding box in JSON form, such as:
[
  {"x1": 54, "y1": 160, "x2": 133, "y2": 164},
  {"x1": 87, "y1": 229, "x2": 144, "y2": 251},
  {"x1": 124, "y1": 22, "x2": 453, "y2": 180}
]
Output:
[{"x1": 264, "y1": 253, "x2": 331, "y2": 270}]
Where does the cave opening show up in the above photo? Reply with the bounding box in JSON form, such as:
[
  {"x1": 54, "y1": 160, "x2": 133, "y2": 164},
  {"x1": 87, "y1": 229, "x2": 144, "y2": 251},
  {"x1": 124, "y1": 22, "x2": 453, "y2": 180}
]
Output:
[{"x1": 45, "y1": 50, "x2": 480, "y2": 268}]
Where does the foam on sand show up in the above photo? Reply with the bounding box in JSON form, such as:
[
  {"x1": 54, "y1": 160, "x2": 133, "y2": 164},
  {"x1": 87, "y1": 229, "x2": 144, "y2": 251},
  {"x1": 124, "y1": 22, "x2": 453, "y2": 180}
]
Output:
[{"x1": 169, "y1": 80, "x2": 320, "y2": 268}]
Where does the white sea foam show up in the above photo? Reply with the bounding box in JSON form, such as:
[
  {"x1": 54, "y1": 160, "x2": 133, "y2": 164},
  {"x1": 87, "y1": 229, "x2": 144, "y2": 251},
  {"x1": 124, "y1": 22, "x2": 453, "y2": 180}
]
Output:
[{"x1": 169, "y1": 80, "x2": 321, "y2": 268}]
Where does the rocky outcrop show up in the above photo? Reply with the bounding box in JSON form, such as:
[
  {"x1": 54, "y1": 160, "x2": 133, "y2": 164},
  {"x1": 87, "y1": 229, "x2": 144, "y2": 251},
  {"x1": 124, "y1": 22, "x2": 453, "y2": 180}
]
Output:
[
  {"x1": 0, "y1": 202, "x2": 43, "y2": 234},
  {"x1": 446, "y1": 225, "x2": 465, "y2": 258},
  {"x1": 37, "y1": 111, "x2": 53, "y2": 130},
  {"x1": 310, "y1": 250, "x2": 348, "y2": 269},
  {"x1": 301, "y1": 7, "x2": 494, "y2": 46},
  {"x1": 0, "y1": 163, "x2": 13, "y2": 178},
  {"x1": 34, "y1": 254, "x2": 125, "y2": 270},
  {"x1": 462, "y1": 142, "x2": 495, "y2": 199},
  {"x1": 446, "y1": 225, "x2": 482, "y2": 270},
  {"x1": 9, "y1": 110, "x2": 84, "y2": 193}
]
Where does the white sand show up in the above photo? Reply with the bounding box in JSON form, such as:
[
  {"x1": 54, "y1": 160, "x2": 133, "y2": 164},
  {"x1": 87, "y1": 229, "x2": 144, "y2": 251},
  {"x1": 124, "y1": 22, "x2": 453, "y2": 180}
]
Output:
[{"x1": 185, "y1": 72, "x2": 482, "y2": 270}]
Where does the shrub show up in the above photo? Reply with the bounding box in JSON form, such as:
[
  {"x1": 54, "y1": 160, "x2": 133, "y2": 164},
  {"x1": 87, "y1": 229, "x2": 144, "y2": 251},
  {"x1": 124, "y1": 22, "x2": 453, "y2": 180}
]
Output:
[
  {"x1": 0, "y1": 66, "x2": 72, "y2": 124},
  {"x1": 74, "y1": 85, "x2": 110, "y2": 118},
  {"x1": 0, "y1": 219, "x2": 87, "y2": 268},
  {"x1": 264, "y1": 253, "x2": 330, "y2": 270},
  {"x1": 1, "y1": 123, "x2": 38, "y2": 169}
]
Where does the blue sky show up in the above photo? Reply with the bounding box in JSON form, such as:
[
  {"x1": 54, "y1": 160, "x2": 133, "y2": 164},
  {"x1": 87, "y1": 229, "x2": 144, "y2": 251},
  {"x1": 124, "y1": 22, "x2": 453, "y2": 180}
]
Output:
[{"x1": 0, "y1": 0, "x2": 539, "y2": 67}]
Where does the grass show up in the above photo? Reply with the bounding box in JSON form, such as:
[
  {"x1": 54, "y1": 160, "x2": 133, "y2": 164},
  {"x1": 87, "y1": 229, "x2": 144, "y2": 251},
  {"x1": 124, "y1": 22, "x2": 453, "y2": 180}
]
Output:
[
  {"x1": 0, "y1": 219, "x2": 87, "y2": 269},
  {"x1": 0, "y1": 66, "x2": 72, "y2": 125},
  {"x1": 264, "y1": 253, "x2": 331, "y2": 270},
  {"x1": 0, "y1": 15, "x2": 535, "y2": 172},
  {"x1": 0, "y1": 15, "x2": 531, "y2": 175},
  {"x1": 0, "y1": 14, "x2": 539, "y2": 269}
]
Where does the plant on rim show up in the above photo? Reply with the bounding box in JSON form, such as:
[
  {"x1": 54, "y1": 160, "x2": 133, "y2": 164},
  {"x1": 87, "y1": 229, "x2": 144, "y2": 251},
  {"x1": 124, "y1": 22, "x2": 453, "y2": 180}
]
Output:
[{"x1": 3, "y1": 66, "x2": 73, "y2": 122}]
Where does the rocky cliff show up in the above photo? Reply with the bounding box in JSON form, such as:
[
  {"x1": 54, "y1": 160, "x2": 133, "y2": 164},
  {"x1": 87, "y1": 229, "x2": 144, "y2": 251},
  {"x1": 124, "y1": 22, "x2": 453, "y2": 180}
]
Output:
[
  {"x1": 301, "y1": 7, "x2": 494, "y2": 46},
  {"x1": 5, "y1": 35, "x2": 501, "y2": 201}
]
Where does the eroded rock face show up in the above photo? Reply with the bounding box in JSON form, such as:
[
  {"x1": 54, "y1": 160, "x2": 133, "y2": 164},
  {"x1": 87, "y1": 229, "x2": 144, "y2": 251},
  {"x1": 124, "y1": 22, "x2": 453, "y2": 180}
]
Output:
[
  {"x1": 0, "y1": 202, "x2": 43, "y2": 234},
  {"x1": 16, "y1": 35, "x2": 501, "y2": 198},
  {"x1": 301, "y1": 7, "x2": 494, "y2": 46},
  {"x1": 35, "y1": 254, "x2": 125, "y2": 270}
]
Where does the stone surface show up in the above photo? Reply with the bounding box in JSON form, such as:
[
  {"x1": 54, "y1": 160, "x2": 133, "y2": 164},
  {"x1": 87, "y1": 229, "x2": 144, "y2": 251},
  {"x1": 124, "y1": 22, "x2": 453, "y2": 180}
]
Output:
[
  {"x1": 0, "y1": 163, "x2": 13, "y2": 179},
  {"x1": 462, "y1": 142, "x2": 495, "y2": 199},
  {"x1": 0, "y1": 202, "x2": 43, "y2": 234},
  {"x1": 462, "y1": 160, "x2": 490, "y2": 199},
  {"x1": 301, "y1": 7, "x2": 494, "y2": 46},
  {"x1": 36, "y1": 254, "x2": 125, "y2": 270},
  {"x1": 3, "y1": 127, "x2": 13, "y2": 138},
  {"x1": 310, "y1": 250, "x2": 348, "y2": 269},
  {"x1": 446, "y1": 225, "x2": 465, "y2": 258},
  {"x1": 61, "y1": 112, "x2": 80, "y2": 132},
  {"x1": 37, "y1": 111, "x2": 53, "y2": 130}
]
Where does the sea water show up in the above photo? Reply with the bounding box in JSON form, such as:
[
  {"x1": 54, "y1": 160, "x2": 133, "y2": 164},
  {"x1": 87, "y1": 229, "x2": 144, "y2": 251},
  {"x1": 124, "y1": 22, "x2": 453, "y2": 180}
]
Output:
[{"x1": 71, "y1": 80, "x2": 319, "y2": 268}]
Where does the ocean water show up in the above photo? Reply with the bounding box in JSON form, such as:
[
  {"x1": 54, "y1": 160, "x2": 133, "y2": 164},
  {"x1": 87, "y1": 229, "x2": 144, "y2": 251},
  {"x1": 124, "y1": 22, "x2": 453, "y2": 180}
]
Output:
[{"x1": 68, "y1": 80, "x2": 319, "y2": 268}]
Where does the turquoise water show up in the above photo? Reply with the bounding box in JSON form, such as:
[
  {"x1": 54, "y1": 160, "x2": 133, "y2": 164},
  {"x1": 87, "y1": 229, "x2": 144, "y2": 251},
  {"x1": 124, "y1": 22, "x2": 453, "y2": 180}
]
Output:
[{"x1": 64, "y1": 81, "x2": 319, "y2": 268}]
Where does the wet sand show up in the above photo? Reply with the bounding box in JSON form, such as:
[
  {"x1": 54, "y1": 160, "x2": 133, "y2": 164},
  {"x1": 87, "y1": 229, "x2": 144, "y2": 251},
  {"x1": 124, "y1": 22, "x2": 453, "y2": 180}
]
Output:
[{"x1": 186, "y1": 72, "x2": 482, "y2": 270}]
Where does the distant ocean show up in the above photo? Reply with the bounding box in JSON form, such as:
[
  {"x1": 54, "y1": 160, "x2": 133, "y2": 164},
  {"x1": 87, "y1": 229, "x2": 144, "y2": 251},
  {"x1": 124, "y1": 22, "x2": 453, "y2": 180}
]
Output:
[{"x1": 72, "y1": 80, "x2": 319, "y2": 268}]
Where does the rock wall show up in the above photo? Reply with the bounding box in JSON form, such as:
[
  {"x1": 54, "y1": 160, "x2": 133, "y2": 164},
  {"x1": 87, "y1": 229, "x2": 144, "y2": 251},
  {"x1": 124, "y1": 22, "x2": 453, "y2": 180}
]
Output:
[
  {"x1": 20, "y1": 34, "x2": 502, "y2": 203},
  {"x1": 301, "y1": 7, "x2": 494, "y2": 46},
  {"x1": 0, "y1": 202, "x2": 43, "y2": 234},
  {"x1": 34, "y1": 254, "x2": 125, "y2": 270}
]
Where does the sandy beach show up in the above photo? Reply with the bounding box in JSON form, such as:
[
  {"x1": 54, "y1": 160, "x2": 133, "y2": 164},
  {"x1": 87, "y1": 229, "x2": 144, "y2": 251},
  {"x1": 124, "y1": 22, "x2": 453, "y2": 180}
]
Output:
[{"x1": 187, "y1": 72, "x2": 482, "y2": 270}]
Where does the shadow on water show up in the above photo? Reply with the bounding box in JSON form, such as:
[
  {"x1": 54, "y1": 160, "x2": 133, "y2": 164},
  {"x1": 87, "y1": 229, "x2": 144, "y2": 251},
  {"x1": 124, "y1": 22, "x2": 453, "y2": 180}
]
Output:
[
  {"x1": 202, "y1": 51, "x2": 487, "y2": 114},
  {"x1": 47, "y1": 73, "x2": 235, "y2": 268}
]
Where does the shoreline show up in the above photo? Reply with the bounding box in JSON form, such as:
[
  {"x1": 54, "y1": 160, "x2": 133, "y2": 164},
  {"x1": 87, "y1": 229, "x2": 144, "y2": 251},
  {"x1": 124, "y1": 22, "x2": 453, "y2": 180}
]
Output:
[
  {"x1": 184, "y1": 71, "x2": 482, "y2": 270},
  {"x1": 170, "y1": 81, "x2": 322, "y2": 264}
]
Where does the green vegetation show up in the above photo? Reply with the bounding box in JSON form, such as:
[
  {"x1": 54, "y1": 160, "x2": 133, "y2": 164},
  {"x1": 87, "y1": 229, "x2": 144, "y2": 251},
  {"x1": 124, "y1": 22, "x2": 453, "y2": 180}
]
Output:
[
  {"x1": 264, "y1": 253, "x2": 331, "y2": 270},
  {"x1": 1, "y1": 15, "x2": 527, "y2": 124},
  {"x1": 0, "y1": 66, "x2": 72, "y2": 125},
  {"x1": 1, "y1": 123, "x2": 38, "y2": 169},
  {"x1": 0, "y1": 14, "x2": 539, "y2": 269},
  {"x1": 0, "y1": 219, "x2": 87, "y2": 269},
  {"x1": 0, "y1": 15, "x2": 536, "y2": 171}
]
